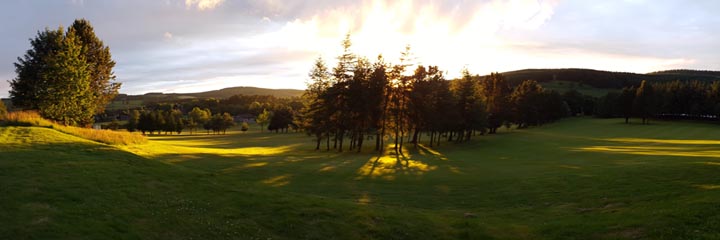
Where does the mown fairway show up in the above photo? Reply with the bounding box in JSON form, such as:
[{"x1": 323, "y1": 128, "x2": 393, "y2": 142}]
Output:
[{"x1": 2, "y1": 118, "x2": 720, "y2": 239}]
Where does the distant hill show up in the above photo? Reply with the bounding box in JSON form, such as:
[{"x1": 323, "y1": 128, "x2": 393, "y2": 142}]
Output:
[
  {"x1": 107, "y1": 86, "x2": 304, "y2": 111},
  {"x1": 120, "y1": 86, "x2": 303, "y2": 101},
  {"x1": 494, "y1": 68, "x2": 720, "y2": 89},
  {"x1": 182, "y1": 86, "x2": 304, "y2": 99}
]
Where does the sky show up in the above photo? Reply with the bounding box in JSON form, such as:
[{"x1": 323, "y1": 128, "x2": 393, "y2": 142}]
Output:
[{"x1": 1, "y1": 0, "x2": 719, "y2": 98}]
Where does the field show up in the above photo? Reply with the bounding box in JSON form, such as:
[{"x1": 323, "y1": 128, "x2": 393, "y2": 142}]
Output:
[{"x1": 2, "y1": 118, "x2": 720, "y2": 239}]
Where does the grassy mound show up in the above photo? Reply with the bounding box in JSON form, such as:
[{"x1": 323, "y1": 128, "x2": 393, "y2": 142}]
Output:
[{"x1": 2, "y1": 111, "x2": 145, "y2": 145}]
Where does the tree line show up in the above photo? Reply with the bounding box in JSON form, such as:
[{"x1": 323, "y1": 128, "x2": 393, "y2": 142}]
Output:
[
  {"x1": 126, "y1": 107, "x2": 237, "y2": 135},
  {"x1": 596, "y1": 80, "x2": 720, "y2": 123},
  {"x1": 297, "y1": 36, "x2": 570, "y2": 153}
]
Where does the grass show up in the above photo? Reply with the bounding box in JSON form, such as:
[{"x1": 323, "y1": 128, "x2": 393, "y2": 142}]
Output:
[
  {"x1": 1, "y1": 111, "x2": 146, "y2": 145},
  {"x1": 2, "y1": 118, "x2": 720, "y2": 239}
]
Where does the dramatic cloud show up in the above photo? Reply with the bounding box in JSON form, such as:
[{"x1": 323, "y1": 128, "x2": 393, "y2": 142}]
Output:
[{"x1": 0, "y1": 0, "x2": 719, "y2": 98}]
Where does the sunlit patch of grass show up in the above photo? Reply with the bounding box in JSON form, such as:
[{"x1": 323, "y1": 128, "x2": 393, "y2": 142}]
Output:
[
  {"x1": 602, "y1": 138, "x2": 720, "y2": 145},
  {"x1": 577, "y1": 145, "x2": 720, "y2": 158},
  {"x1": 356, "y1": 144, "x2": 437, "y2": 180},
  {"x1": 357, "y1": 192, "x2": 371, "y2": 205},
  {"x1": 120, "y1": 141, "x2": 299, "y2": 159},
  {"x1": 262, "y1": 174, "x2": 292, "y2": 187},
  {"x1": 695, "y1": 184, "x2": 720, "y2": 190}
]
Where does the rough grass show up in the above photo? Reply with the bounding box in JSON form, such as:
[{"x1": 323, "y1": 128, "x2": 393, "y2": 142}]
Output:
[
  {"x1": 3, "y1": 118, "x2": 720, "y2": 239},
  {"x1": 1, "y1": 111, "x2": 145, "y2": 145}
]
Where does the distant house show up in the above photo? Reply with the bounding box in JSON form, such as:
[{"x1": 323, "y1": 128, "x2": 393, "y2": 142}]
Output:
[{"x1": 235, "y1": 113, "x2": 255, "y2": 123}]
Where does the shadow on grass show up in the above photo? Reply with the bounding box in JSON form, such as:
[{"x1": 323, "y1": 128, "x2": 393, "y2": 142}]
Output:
[{"x1": 355, "y1": 144, "x2": 445, "y2": 180}]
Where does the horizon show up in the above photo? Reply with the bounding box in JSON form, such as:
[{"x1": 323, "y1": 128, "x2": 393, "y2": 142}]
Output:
[{"x1": 2, "y1": 0, "x2": 720, "y2": 98}]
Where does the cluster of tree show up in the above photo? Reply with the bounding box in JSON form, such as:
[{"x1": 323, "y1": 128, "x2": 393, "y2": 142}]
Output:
[
  {"x1": 595, "y1": 80, "x2": 720, "y2": 123},
  {"x1": 127, "y1": 107, "x2": 235, "y2": 135},
  {"x1": 9, "y1": 19, "x2": 120, "y2": 126},
  {"x1": 267, "y1": 107, "x2": 295, "y2": 133},
  {"x1": 298, "y1": 36, "x2": 570, "y2": 153}
]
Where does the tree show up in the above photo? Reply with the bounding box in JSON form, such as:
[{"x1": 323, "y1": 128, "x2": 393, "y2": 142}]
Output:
[
  {"x1": 481, "y1": 72, "x2": 511, "y2": 134},
  {"x1": 33, "y1": 27, "x2": 95, "y2": 126},
  {"x1": 70, "y1": 19, "x2": 120, "y2": 114},
  {"x1": 241, "y1": 121, "x2": 249, "y2": 133},
  {"x1": 127, "y1": 109, "x2": 140, "y2": 132},
  {"x1": 511, "y1": 80, "x2": 543, "y2": 128},
  {"x1": 9, "y1": 28, "x2": 64, "y2": 109},
  {"x1": 618, "y1": 86, "x2": 636, "y2": 123},
  {"x1": 633, "y1": 80, "x2": 656, "y2": 124},
  {"x1": 268, "y1": 107, "x2": 293, "y2": 133},
  {"x1": 299, "y1": 57, "x2": 332, "y2": 150},
  {"x1": 221, "y1": 112, "x2": 235, "y2": 134},
  {"x1": 256, "y1": 109, "x2": 272, "y2": 132},
  {"x1": 189, "y1": 107, "x2": 211, "y2": 134}
]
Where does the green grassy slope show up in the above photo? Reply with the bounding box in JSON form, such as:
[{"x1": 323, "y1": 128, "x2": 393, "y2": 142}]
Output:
[{"x1": 3, "y1": 118, "x2": 720, "y2": 239}]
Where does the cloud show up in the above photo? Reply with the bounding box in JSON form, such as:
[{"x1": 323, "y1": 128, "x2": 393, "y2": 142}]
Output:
[
  {"x1": 185, "y1": 0, "x2": 224, "y2": 10},
  {"x1": 163, "y1": 31, "x2": 173, "y2": 40},
  {"x1": 260, "y1": 0, "x2": 562, "y2": 75}
]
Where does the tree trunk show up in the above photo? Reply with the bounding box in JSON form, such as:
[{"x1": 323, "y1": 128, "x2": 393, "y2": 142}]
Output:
[
  {"x1": 315, "y1": 134, "x2": 321, "y2": 150},
  {"x1": 357, "y1": 132, "x2": 364, "y2": 153},
  {"x1": 338, "y1": 131, "x2": 345, "y2": 152},
  {"x1": 429, "y1": 131, "x2": 434, "y2": 147},
  {"x1": 411, "y1": 128, "x2": 420, "y2": 147}
]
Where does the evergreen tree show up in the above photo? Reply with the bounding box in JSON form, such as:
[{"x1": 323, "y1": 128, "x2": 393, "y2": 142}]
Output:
[
  {"x1": 511, "y1": 80, "x2": 543, "y2": 128},
  {"x1": 34, "y1": 27, "x2": 94, "y2": 126},
  {"x1": 633, "y1": 80, "x2": 655, "y2": 124},
  {"x1": 481, "y1": 72, "x2": 511, "y2": 134},
  {"x1": 618, "y1": 86, "x2": 636, "y2": 123}
]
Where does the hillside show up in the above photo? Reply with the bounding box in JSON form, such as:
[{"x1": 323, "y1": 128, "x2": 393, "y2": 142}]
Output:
[
  {"x1": 119, "y1": 86, "x2": 303, "y2": 102},
  {"x1": 107, "y1": 86, "x2": 304, "y2": 111},
  {"x1": 495, "y1": 68, "x2": 720, "y2": 89}
]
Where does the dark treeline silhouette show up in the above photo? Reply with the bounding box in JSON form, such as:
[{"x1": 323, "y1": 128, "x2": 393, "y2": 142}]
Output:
[
  {"x1": 297, "y1": 36, "x2": 570, "y2": 153},
  {"x1": 595, "y1": 80, "x2": 720, "y2": 123}
]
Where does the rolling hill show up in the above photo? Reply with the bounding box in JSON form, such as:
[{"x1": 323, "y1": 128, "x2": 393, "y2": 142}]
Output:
[{"x1": 495, "y1": 68, "x2": 720, "y2": 89}]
